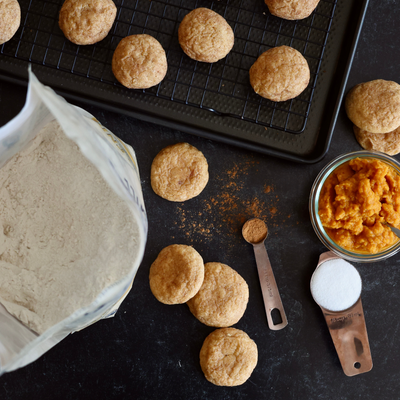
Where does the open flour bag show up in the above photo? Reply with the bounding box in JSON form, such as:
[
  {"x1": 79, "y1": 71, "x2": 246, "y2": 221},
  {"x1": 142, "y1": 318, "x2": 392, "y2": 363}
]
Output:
[{"x1": 0, "y1": 68, "x2": 147, "y2": 375}]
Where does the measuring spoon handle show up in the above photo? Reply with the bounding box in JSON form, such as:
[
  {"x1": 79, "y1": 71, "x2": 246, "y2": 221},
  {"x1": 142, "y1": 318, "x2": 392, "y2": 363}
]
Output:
[{"x1": 253, "y1": 244, "x2": 288, "y2": 330}]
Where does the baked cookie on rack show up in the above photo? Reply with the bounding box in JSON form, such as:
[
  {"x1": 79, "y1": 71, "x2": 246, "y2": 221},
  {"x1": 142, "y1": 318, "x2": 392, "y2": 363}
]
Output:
[
  {"x1": 345, "y1": 79, "x2": 400, "y2": 134},
  {"x1": 149, "y1": 244, "x2": 204, "y2": 305},
  {"x1": 151, "y1": 142, "x2": 208, "y2": 202},
  {"x1": 112, "y1": 34, "x2": 168, "y2": 89},
  {"x1": 178, "y1": 7, "x2": 234, "y2": 63},
  {"x1": 59, "y1": 0, "x2": 116, "y2": 45},
  {"x1": 264, "y1": 0, "x2": 320, "y2": 20},
  {"x1": 354, "y1": 125, "x2": 400, "y2": 156},
  {"x1": 187, "y1": 262, "x2": 249, "y2": 327},
  {"x1": 0, "y1": 0, "x2": 21, "y2": 45},
  {"x1": 200, "y1": 328, "x2": 258, "y2": 386},
  {"x1": 249, "y1": 45, "x2": 310, "y2": 102}
]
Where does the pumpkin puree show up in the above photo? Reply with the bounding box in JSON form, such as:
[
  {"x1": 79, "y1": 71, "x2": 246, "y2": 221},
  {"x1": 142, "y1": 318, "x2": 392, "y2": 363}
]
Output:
[{"x1": 319, "y1": 158, "x2": 400, "y2": 253}]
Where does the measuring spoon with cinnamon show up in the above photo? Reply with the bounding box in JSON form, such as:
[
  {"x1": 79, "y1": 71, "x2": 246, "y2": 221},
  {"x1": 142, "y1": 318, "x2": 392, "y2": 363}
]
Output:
[{"x1": 242, "y1": 218, "x2": 288, "y2": 330}]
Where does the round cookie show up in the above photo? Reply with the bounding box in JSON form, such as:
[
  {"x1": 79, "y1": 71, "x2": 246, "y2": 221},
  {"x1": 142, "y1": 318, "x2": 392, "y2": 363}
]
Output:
[
  {"x1": 200, "y1": 328, "x2": 258, "y2": 386},
  {"x1": 112, "y1": 34, "x2": 167, "y2": 89},
  {"x1": 151, "y1": 142, "x2": 208, "y2": 202},
  {"x1": 0, "y1": 0, "x2": 20, "y2": 45},
  {"x1": 354, "y1": 125, "x2": 400, "y2": 156},
  {"x1": 249, "y1": 45, "x2": 310, "y2": 102},
  {"x1": 187, "y1": 262, "x2": 249, "y2": 327},
  {"x1": 178, "y1": 8, "x2": 234, "y2": 63},
  {"x1": 149, "y1": 244, "x2": 204, "y2": 305},
  {"x1": 345, "y1": 79, "x2": 400, "y2": 134},
  {"x1": 264, "y1": 0, "x2": 320, "y2": 20},
  {"x1": 59, "y1": 0, "x2": 117, "y2": 45}
]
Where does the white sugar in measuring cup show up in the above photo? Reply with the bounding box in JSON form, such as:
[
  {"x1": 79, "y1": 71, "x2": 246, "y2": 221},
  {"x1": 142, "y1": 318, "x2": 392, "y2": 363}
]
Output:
[{"x1": 310, "y1": 251, "x2": 373, "y2": 376}]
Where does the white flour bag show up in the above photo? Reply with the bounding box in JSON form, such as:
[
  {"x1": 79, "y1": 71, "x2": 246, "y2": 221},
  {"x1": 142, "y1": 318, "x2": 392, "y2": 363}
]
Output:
[{"x1": 0, "y1": 68, "x2": 147, "y2": 374}]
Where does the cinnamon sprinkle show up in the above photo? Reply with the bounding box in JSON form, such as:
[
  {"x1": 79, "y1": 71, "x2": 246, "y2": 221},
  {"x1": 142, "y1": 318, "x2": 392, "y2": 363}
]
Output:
[{"x1": 171, "y1": 158, "x2": 280, "y2": 246}]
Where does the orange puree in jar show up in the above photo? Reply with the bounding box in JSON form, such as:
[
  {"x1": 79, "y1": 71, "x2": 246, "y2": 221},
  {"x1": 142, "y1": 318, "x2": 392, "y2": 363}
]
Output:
[{"x1": 319, "y1": 157, "x2": 400, "y2": 253}]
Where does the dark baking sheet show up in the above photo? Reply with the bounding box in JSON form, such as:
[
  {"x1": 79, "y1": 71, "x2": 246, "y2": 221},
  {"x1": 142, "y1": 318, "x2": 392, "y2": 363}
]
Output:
[{"x1": 0, "y1": 0, "x2": 368, "y2": 163}]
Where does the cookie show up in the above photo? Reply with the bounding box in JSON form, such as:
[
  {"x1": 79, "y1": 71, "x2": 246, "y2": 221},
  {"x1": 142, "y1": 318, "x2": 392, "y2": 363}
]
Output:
[
  {"x1": 354, "y1": 125, "x2": 400, "y2": 156},
  {"x1": 59, "y1": 0, "x2": 116, "y2": 45},
  {"x1": 264, "y1": 0, "x2": 320, "y2": 20},
  {"x1": 345, "y1": 79, "x2": 400, "y2": 134},
  {"x1": 178, "y1": 8, "x2": 234, "y2": 63},
  {"x1": 112, "y1": 34, "x2": 167, "y2": 89},
  {"x1": 151, "y1": 142, "x2": 208, "y2": 202},
  {"x1": 0, "y1": 0, "x2": 20, "y2": 45},
  {"x1": 187, "y1": 262, "x2": 249, "y2": 327},
  {"x1": 149, "y1": 244, "x2": 204, "y2": 305},
  {"x1": 249, "y1": 45, "x2": 310, "y2": 102},
  {"x1": 200, "y1": 328, "x2": 258, "y2": 386}
]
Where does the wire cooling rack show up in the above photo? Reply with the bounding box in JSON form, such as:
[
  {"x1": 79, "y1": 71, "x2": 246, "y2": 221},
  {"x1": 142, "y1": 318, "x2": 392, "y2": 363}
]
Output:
[{"x1": 1, "y1": 0, "x2": 336, "y2": 134}]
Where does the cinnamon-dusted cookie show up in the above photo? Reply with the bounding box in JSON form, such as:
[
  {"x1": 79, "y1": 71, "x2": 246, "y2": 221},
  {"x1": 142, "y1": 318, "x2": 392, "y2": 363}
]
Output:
[
  {"x1": 345, "y1": 79, "x2": 400, "y2": 134},
  {"x1": 149, "y1": 244, "x2": 204, "y2": 304},
  {"x1": 264, "y1": 0, "x2": 320, "y2": 20},
  {"x1": 354, "y1": 125, "x2": 400, "y2": 156},
  {"x1": 0, "y1": 0, "x2": 20, "y2": 45},
  {"x1": 112, "y1": 34, "x2": 167, "y2": 89},
  {"x1": 249, "y1": 45, "x2": 310, "y2": 102},
  {"x1": 200, "y1": 328, "x2": 258, "y2": 386},
  {"x1": 59, "y1": 0, "x2": 116, "y2": 45},
  {"x1": 151, "y1": 142, "x2": 208, "y2": 202},
  {"x1": 178, "y1": 8, "x2": 234, "y2": 63},
  {"x1": 187, "y1": 262, "x2": 249, "y2": 327}
]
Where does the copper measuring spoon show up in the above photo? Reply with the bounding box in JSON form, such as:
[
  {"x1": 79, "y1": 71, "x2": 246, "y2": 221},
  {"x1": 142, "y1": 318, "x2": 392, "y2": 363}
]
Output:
[{"x1": 242, "y1": 218, "x2": 288, "y2": 330}]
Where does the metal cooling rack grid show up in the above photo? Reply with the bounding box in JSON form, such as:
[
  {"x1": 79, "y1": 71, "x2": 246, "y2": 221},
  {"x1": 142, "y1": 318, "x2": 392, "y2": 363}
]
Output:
[{"x1": 0, "y1": 0, "x2": 336, "y2": 134}]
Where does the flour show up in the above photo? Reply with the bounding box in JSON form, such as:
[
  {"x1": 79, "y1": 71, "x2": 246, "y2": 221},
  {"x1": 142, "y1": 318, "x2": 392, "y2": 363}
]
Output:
[
  {"x1": 310, "y1": 259, "x2": 362, "y2": 312},
  {"x1": 0, "y1": 121, "x2": 140, "y2": 334}
]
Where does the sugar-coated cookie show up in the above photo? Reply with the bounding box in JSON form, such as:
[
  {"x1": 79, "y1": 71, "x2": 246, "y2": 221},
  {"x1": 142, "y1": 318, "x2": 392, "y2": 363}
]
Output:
[
  {"x1": 200, "y1": 328, "x2": 258, "y2": 386},
  {"x1": 151, "y1": 142, "x2": 208, "y2": 202},
  {"x1": 112, "y1": 34, "x2": 167, "y2": 89},
  {"x1": 249, "y1": 45, "x2": 310, "y2": 102},
  {"x1": 0, "y1": 0, "x2": 20, "y2": 45},
  {"x1": 354, "y1": 125, "x2": 400, "y2": 156},
  {"x1": 59, "y1": 0, "x2": 116, "y2": 45},
  {"x1": 187, "y1": 262, "x2": 249, "y2": 327},
  {"x1": 264, "y1": 0, "x2": 320, "y2": 20},
  {"x1": 149, "y1": 244, "x2": 204, "y2": 305},
  {"x1": 178, "y1": 8, "x2": 234, "y2": 63},
  {"x1": 345, "y1": 79, "x2": 400, "y2": 134}
]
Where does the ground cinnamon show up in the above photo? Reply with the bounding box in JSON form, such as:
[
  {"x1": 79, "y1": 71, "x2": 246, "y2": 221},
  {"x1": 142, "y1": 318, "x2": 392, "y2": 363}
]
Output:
[
  {"x1": 242, "y1": 218, "x2": 268, "y2": 244},
  {"x1": 172, "y1": 158, "x2": 280, "y2": 248}
]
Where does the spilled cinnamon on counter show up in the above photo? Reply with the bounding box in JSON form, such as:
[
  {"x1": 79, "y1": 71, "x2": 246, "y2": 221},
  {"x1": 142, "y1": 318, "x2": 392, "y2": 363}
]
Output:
[{"x1": 171, "y1": 158, "x2": 280, "y2": 249}]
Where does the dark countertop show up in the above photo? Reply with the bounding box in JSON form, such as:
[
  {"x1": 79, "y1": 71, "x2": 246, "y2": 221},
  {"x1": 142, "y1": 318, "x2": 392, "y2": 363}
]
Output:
[{"x1": 1, "y1": 0, "x2": 400, "y2": 398}]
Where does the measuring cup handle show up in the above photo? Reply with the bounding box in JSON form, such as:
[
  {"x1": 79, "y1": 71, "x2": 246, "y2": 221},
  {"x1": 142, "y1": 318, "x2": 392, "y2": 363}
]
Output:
[
  {"x1": 253, "y1": 244, "x2": 288, "y2": 330},
  {"x1": 323, "y1": 298, "x2": 373, "y2": 376}
]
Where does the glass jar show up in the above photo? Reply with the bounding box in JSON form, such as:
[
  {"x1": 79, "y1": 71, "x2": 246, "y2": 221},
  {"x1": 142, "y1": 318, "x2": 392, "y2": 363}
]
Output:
[{"x1": 309, "y1": 150, "x2": 400, "y2": 263}]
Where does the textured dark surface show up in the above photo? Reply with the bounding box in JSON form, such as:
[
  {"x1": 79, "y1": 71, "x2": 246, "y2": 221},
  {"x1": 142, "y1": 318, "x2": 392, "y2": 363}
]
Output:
[{"x1": 1, "y1": 0, "x2": 400, "y2": 399}]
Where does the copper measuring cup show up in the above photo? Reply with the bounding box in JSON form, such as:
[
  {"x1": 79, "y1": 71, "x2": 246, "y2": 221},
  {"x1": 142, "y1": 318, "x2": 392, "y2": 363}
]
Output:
[{"x1": 311, "y1": 251, "x2": 373, "y2": 376}]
